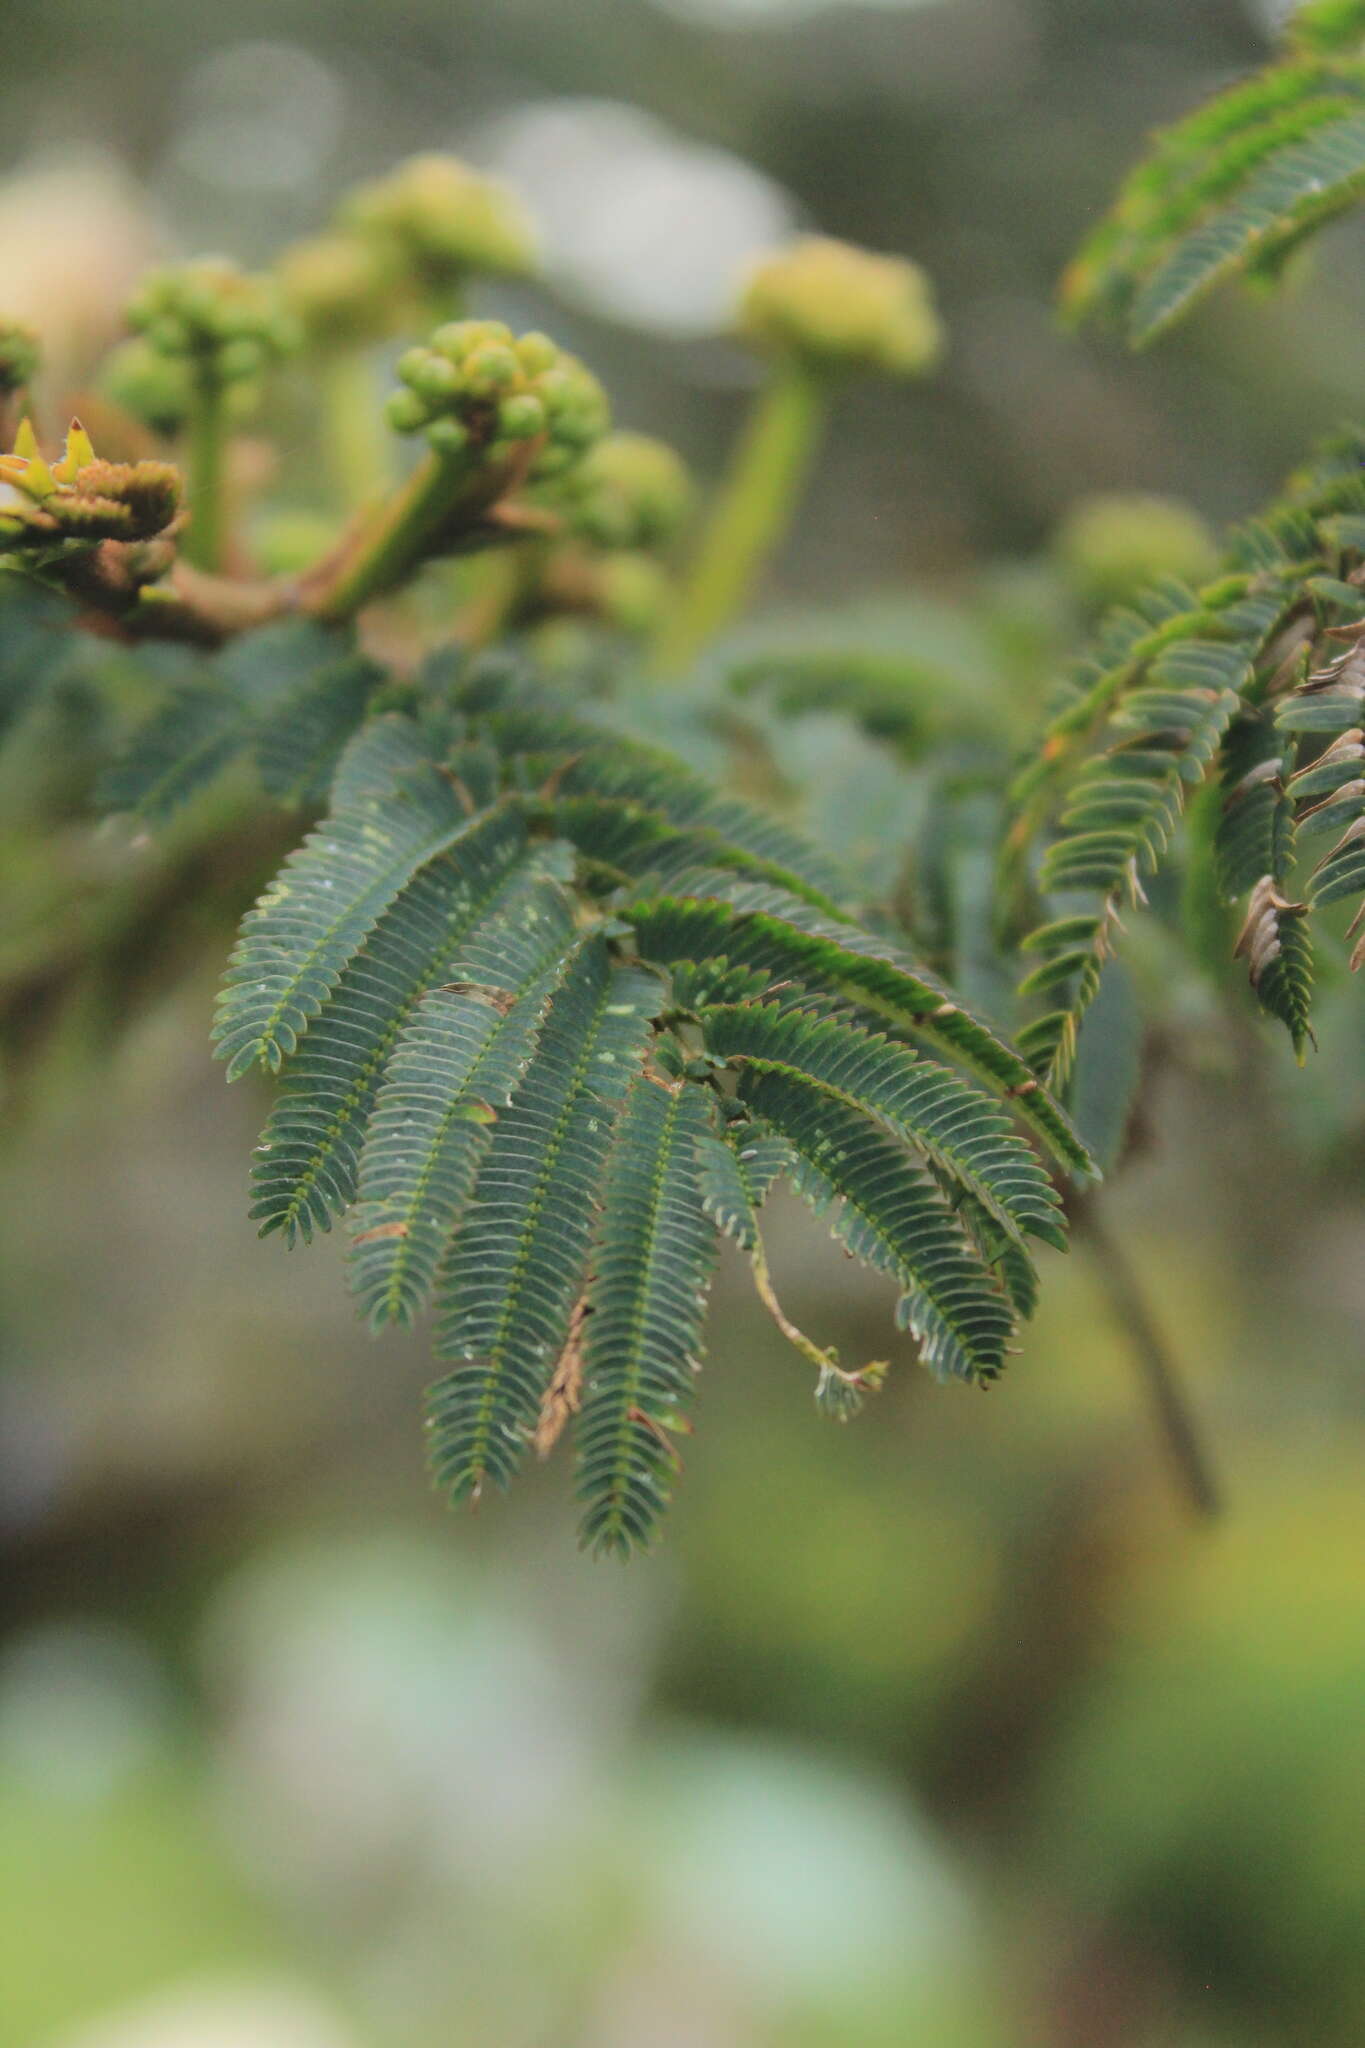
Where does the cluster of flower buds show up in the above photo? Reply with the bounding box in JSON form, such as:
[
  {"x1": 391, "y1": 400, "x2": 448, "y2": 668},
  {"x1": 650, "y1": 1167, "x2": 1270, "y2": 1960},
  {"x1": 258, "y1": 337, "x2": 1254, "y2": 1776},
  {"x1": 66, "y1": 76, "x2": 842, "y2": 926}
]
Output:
[
  {"x1": 1054, "y1": 491, "x2": 1218, "y2": 605},
  {"x1": 100, "y1": 339, "x2": 196, "y2": 438},
  {"x1": 552, "y1": 431, "x2": 693, "y2": 552},
  {"x1": 342, "y1": 154, "x2": 536, "y2": 299},
  {"x1": 738, "y1": 235, "x2": 943, "y2": 379},
  {"x1": 386, "y1": 320, "x2": 609, "y2": 480},
  {"x1": 126, "y1": 258, "x2": 298, "y2": 384},
  {"x1": 275, "y1": 231, "x2": 399, "y2": 351},
  {"x1": 0, "y1": 323, "x2": 39, "y2": 399},
  {"x1": 0, "y1": 417, "x2": 179, "y2": 552},
  {"x1": 277, "y1": 156, "x2": 537, "y2": 352}
]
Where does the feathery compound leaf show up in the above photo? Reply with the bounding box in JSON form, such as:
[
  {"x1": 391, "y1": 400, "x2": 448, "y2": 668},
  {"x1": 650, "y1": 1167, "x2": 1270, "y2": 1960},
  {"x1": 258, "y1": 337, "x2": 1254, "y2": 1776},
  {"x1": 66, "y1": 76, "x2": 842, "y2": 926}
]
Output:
[
  {"x1": 326, "y1": 711, "x2": 442, "y2": 810},
  {"x1": 745, "y1": 1069, "x2": 1015, "y2": 1384},
  {"x1": 1060, "y1": 20, "x2": 1365, "y2": 343},
  {"x1": 1130, "y1": 107, "x2": 1365, "y2": 345},
  {"x1": 1234, "y1": 876, "x2": 1315, "y2": 1057},
  {"x1": 575, "y1": 1077, "x2": 720, "y2": 1556},
  {"x1": 100, "y1": 620, "x2": 380, "y2": 824},
  {"x1": 99, "y1": 677, "x2": 253, "y2": 822},
  {"x1": 479, "y1": 700, "x2": 849, "y2": 910},
  {"x1": 1216, "y1": 708, "x2": 1296, "y2": 902},
  {"x1": 347, "y1": 871, "x2": 583, "y2": 1327},
  {"x1": 626, "y1": 883, "x2": 1094, "y2": 1179},
  {"x1": 250, "y1": 811, "x2": 551, "y2": 1244},
  {"x1": 213, "y1": 762, "x2": 476, "y2": 1079},
  {"x1": 696, "y1": 1125, "x2": 793, "y2": 1253},
  {"x1": 530, "y1": 793, "x2": 832, "y2": 903},
  {"x1": 0, "y1": 575, "x2": 73, "y2": 739},
  {"x1": 727, "y1": 647, "x2": 944, "y2": 758},
  {"x1": 698, "y1": 999, "x2": 1065, "y2": 1252},
  {"x1": 254, "y1": 651, "x2": 379, "y2": 806},
  {"x1": 1292, "y1": 1, "x2": 1365, "y2": 57},
  {"x1": 429, "y1": 950, "x2": 660, "y2": 1506},
  {"x1": 1019, "y1": 633, "x2": 1248, "y2": 1084}
]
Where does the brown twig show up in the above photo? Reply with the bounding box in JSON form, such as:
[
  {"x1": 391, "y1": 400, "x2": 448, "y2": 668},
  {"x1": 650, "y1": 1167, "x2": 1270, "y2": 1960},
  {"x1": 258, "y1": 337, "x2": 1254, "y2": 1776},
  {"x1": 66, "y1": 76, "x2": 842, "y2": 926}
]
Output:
[{"x1": 1073, "y1": 1196, "x2": 1221, "y2": 1519}]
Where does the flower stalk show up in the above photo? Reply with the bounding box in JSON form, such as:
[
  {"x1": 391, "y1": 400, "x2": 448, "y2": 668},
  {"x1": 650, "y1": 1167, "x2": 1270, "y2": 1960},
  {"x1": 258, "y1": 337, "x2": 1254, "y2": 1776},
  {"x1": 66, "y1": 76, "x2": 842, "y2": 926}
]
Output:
[{"x1": 656, "y1": 360, "x2": 826, "y2": 674}]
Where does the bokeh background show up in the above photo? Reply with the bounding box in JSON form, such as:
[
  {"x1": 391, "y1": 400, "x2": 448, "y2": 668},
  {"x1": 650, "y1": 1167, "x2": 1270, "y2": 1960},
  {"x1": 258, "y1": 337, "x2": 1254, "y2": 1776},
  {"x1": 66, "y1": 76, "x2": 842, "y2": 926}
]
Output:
[{"x1": 2, "y1": 2, "x2": 1364, "y2": 2044}]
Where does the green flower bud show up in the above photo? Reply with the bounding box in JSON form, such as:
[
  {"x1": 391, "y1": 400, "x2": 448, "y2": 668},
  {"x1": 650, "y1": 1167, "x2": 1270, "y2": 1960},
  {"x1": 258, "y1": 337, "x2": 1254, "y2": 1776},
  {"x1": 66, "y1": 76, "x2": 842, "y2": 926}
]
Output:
[
  {"x1": 497, "y1": 393, "x2": 547, "y2": 441},
  {"x1": 462, "y1": 343, "x2": 520, "y2": 396},
  {"x1": 127, "y1": 258, "x2": 298, "y2": 377},
  {"x1": 276, "y1": 232, "x2": 396, "y2": 349},
  {"x1": 425, "y1": 416, "x2": 471, "y2": 460},
  {"x1": 738, "y1": 235, "x2": 943, "y2": 379},
  {"x1": 385, "y1": 388, "x2": 431, "y2": 434},
  {"x1": 515, "y1": 331, "x2": 559, "y2": 376},
  {"x1": 0, "y1": 324, "x2": 39, "y2": 397},
  {"x1": 383, "y1": 320, "x2": 608, "y2": 481},
  {"x1": 216, "y1": 338, "x2": 264, "y2": 384},
  {"x1": 342, "y1": 155, "x2": 537, "y2": 291},
  {"x1": 1054, "y1": 492, "x2": 1219, "y2": 606},
  {"x1": 596, "y1": 551, "x2": 672, "y2": 634},
  {"x1": 101, "y1": 338, "x2": 193, "y2": 436},
  {"x1": 401, "y1": 350, "x2": 463, "y2": 404},
  {"x1": 559, "y1": 431, "x2": 694, "y2": 552}
]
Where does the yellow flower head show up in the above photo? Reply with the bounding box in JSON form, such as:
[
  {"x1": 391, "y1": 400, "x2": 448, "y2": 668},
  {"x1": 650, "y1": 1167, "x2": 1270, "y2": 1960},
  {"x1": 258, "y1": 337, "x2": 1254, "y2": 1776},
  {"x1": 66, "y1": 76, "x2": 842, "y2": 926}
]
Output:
[{"x1": 738, "y1": 236, "x2": 943, "y2": 379}]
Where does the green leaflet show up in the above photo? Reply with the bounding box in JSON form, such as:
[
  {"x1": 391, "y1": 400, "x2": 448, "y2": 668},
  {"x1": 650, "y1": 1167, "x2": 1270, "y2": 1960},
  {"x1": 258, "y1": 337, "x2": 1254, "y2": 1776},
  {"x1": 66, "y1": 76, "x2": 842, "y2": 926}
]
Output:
[
  {"x1": 1234, "y1": 877, "x2": 1316, "y2": 1059},
  {"x1": 1130, "y1": 109, "x2": 1365, "y2": 345},
  {"x1": 429, "y1": 949, "x2": 660, "y2": 1505},
  {"x1": 213, "y1": 762, "x2": 477, "y2": 1078},
  {"x1": 254, "y1": 651, "x2": 379, "y2": 806},
  {"x1": 347, "y1": 870, "x2": 583, "y2": 1327},
  {"x1": 696, "y1": 1125, "x2": 793, "y2": 1254},
  {"x1": 100, "y1": 619, "x2": 379, "y2": 823},
  {"x1": 726, "y1": 647, "x2": 943, "y2": 758},
  {"x1": 698, "y1": 999, "x2": 1066, "y2": 1252},
  {"x1": 477, "y1": 696, "x2": 849, "y2": 909},
  {"x1": 530, "y1": 793, "x2": 830, "y2": 903},
  {"x1": 0, "y1": 576, "x2": 78, "y2": 739},
  {"x1": 746, "y1": 1069, "x2": 1015, "y2": 1384},
  {"x1": 327, "y1": 711, "x2": 445, "y2": 811},
  {"x1": 1058, "y1": 18, "x2": 1365, "y2": 344},
  {"x1": 575, "y1": 1076, "x2": 720, "y2": 1556},
  {"x1": 625, "y1": 883, "x2": 1095, "y2": 1180},
  {"x1": 1216, "y1": 709, "x2": 1295, "y2": 903},
  {"x1": 99, "y1": 678, "x2": 251, "y2": 822},
  {"x1": 250, "y1": 811, "x2": 555, "y2": 1244}
]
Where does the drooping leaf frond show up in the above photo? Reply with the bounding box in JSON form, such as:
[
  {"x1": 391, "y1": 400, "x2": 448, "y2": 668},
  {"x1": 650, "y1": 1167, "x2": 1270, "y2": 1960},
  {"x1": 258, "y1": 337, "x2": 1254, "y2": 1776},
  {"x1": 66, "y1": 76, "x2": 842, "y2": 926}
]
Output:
[
  {"x1": 0, "y1": 575, "x2": 81, "y2": 743},
  {"x1": 193, "y1": 633, "x2": 1090, "y2": 1547},
  {"x1": 626, "y1": 882, "x2": 1094, "y2": 1178},
  {"x1": 212, "y1": 760, "x2": 477, "y2": 1077},
  {"x1": 250, "y1": 807, "x2": 540, "y2": 1244},
  {"x1": 696, "y1": 1123, "x2": 793, "y2": 1254},
  {"x1": 745, "y1": 1069, "x2": 1016, "y2": 1384},
  {"x1": 430, "y1": 951, "x2": 660, "y2": 1506},
  {"x1": 1013, "y1": 428, "x2": 1365, "y2": 1072},
  {"x1": 101, "y1": 619, "x2": 380, "y2": 824},
  {"x1": 347, "y1": 871, "x2": 584, "y2": 1327},
  {"x1": 575, "y1": 1075, "x2": 720, "y2": 1555},
  {"x1": 1063, "y1": 15, "x2": 1365, "y2": 344},
  {"x1": 696, "y1": 996, "x2": 1066, "y2": 1251}
]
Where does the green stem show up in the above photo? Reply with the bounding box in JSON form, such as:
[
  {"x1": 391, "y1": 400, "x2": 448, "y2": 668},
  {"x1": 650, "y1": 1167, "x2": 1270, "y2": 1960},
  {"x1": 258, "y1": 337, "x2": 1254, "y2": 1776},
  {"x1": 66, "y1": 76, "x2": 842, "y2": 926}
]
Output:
[
  {"x1": 656, "y1": 359, "x2": 828, "y2": 674},
  {"x1": 323, "y1": 352, "x2": 392, "y2": 510},
  {"x1": 183, "y1": 364, "x2": 227, "y2": 573},
  {"x1": 307, "y1": 447, "x2": 488, "y2": 624}
]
